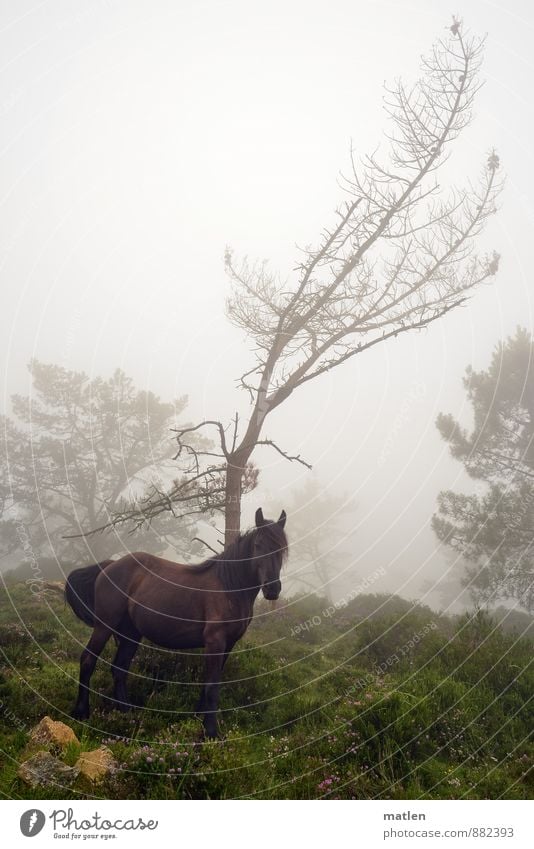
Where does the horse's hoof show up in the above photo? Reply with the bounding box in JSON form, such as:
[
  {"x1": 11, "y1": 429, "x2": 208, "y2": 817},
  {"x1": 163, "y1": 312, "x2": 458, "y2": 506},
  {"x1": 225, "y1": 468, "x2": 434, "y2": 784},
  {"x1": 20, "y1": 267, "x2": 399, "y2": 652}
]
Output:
[
  {"x1": 114, "y1": 701, "x2": 133, "y2": 713},
  {"x1": 203, "y1": 725, "x2": 220, "y2": 740},
  {"x1": 71, "y1": 706, "x2": 90, "y2": 721}
]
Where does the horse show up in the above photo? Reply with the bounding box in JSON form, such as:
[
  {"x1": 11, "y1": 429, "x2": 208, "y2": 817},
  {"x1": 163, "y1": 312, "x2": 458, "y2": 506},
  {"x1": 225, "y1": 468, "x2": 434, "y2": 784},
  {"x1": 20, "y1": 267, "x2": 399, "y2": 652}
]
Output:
[{"x1": 65, "y1": 507, "x2": 288, "y2": 738}]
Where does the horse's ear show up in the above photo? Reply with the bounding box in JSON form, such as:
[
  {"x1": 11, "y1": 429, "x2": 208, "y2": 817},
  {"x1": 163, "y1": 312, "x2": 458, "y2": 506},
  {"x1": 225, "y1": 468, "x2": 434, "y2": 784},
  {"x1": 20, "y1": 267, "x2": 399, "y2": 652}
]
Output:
[
  {"x1": 255, "y1": 508, "x2": 265, "y2": 527},
  {"x1": 278, "y1": 509, "x2": 287, "y2": 529}
]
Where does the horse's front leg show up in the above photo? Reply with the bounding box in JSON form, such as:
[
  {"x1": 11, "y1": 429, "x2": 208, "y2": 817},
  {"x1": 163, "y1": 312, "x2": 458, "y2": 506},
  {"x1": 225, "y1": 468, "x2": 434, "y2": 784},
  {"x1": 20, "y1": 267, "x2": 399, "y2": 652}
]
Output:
[
  {"x1": 201, "y1": 634, "x2": 229, "y2": 738},
  {"x1": 195, "y1": 646, "x2": 231, "y2": 715}
]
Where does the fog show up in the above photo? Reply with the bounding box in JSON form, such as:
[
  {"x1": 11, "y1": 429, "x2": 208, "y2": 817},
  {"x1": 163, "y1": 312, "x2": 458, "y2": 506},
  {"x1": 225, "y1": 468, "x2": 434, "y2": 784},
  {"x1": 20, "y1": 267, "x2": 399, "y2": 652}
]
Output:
[{"x1": 1, "y1": 0, "x2": 533, "y2": 611}]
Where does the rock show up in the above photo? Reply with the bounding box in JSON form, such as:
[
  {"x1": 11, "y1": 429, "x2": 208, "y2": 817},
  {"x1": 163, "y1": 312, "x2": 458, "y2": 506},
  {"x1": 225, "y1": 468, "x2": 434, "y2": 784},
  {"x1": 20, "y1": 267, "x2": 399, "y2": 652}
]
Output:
[
  {"x1": 42, "y1": 580, "x2": 65, "y2": 596},
  {"x1": 75, "y1": 747, "x2": 117, "y2": 783},
  {"x1": 17, "y1": 751, "x2": 79, "y2": 788},
  {"x1": 28, "y1": 716, "x2": 79, "y2": 749}
]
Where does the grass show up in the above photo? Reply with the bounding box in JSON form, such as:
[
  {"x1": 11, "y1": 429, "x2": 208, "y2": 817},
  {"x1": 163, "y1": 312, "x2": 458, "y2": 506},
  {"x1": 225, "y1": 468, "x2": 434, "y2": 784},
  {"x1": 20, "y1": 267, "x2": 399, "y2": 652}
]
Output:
[{"x1": 0, "y1": 582, "x2": 532, "y2": 799}]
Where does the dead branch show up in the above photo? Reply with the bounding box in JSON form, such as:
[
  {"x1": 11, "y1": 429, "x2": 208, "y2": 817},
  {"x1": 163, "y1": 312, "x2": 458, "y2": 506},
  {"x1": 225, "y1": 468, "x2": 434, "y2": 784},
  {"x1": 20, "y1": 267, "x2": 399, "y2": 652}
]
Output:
[{"x1": 256, "y1": 439, "x2": 313, "y2": 469}]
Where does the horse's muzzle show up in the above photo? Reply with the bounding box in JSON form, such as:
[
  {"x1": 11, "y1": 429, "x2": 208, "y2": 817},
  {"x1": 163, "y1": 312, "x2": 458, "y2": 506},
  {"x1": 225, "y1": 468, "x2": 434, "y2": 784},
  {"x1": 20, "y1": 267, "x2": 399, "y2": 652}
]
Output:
[{"x1": 262, "y1": 581, "x2": 281, "y2": 601}]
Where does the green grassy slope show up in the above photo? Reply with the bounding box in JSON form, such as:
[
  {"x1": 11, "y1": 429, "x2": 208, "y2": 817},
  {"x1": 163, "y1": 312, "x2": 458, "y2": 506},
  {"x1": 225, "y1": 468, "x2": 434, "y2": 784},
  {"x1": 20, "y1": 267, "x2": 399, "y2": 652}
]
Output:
[{"x1": 0, "y1": 583, "x2": 532, "y2": 800}]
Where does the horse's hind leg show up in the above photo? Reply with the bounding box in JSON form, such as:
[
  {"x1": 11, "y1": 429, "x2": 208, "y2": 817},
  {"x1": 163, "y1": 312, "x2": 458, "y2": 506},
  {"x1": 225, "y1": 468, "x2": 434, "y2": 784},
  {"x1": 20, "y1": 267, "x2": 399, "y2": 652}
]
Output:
[
  {"x1": 111, "y1": 618, "x2": 141, "y2": 711},
  {"x1": 72, "y1": 624, "x2": 113, "y2": 721}
]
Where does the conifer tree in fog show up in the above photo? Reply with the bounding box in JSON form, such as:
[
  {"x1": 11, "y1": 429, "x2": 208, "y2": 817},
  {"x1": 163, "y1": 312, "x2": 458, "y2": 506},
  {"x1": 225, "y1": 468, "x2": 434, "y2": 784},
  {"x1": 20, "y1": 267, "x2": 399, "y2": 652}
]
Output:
[
  {"x1": 433, "y1": 328, "x2": 534, "y2": 612},
  {"x1": 107, "y1": 19, "x2": 503, "y2": 545},
  {"x1": 0, "y1": 361, "x2": 207, "y2": 569}
]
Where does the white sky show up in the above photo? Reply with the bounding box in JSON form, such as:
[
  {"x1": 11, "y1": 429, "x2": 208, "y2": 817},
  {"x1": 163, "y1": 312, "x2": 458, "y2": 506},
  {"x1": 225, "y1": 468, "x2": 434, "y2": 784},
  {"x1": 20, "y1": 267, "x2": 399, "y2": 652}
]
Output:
[{"x1": 1, "y1": 0, "x2": 533, "y2": 605}]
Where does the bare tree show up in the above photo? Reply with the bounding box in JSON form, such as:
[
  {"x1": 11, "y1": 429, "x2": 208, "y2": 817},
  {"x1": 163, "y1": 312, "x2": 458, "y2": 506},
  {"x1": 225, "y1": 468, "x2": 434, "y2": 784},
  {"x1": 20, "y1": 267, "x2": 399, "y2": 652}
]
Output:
[{"x1": 107, "y1": 19, "x2": 503, "y2": 546}]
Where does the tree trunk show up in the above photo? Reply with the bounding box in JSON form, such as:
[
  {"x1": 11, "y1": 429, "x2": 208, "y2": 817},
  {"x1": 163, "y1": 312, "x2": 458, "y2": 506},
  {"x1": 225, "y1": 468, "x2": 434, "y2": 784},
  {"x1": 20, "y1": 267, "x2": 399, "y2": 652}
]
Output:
[
  {"x1": 224, "y1": 410, "x2": 264, "y2": 546},
  {"x1": 224, "y1": 458, "x2": 244, "y2": 547}
]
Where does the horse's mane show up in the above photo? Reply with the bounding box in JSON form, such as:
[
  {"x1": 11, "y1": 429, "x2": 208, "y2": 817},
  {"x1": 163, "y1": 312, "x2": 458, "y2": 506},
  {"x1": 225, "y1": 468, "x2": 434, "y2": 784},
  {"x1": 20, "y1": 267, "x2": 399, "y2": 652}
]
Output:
[{"x1": 186, "y1": 523, "x2": 288, "y2": 592}]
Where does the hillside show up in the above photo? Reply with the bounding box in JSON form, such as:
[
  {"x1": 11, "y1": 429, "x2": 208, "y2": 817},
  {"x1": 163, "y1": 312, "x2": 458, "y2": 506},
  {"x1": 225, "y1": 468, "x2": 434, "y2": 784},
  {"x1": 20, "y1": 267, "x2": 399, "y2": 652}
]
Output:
[{"x1": 0, "y1": 583, "x2": 532, "y2": 800}]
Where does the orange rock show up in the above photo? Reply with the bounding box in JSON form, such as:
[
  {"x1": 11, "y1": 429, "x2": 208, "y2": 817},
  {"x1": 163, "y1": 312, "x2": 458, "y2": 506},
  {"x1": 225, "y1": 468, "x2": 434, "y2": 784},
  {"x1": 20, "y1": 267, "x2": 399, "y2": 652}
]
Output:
[
  {"x1": 29, "y1": 716, "x2": 79, "y2": 749},
  {"x1": 75, "y1": 747, "x2": 117, "y2": 783}
]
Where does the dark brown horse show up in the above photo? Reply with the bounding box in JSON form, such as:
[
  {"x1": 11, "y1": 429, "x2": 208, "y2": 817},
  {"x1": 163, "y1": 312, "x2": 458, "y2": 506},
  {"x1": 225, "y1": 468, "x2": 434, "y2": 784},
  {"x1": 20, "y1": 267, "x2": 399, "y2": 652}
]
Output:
[{"x1": 65, "y1": 508, "x2": 287, "y2": 737}]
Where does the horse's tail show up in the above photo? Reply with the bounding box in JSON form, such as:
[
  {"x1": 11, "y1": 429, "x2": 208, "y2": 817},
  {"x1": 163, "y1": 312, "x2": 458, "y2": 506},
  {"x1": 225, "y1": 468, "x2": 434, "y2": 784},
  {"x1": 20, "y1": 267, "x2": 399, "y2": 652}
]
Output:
[{"x1": 65, "y1": 560, "x2": 114, "y2": 627}]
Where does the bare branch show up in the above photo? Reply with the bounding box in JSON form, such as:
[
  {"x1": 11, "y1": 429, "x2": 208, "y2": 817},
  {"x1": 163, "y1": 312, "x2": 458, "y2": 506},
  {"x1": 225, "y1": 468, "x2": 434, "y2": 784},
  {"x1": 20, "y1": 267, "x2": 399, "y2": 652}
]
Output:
[
  {"x1": 172, "y1": 420, "x2": 229, "y2": 459},
  {"x1": 191, "y1": 536, "x2": 223, "y2": 555},
  {"x1": 256, "y1": 439, "x2": 313, "y2": 469}
]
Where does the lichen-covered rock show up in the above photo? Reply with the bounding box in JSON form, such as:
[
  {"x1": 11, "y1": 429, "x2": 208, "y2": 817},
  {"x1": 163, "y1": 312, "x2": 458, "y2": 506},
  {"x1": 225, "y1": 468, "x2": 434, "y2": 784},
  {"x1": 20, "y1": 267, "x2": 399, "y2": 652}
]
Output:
[
  {"x1": 75, "y1": 747, "x2": 117, "y2": 783},
  {"x1": 17, "y1": 751, "x2": 79, "y2": 788},
  {"x1": 28, "y1": 716, "x2": 79, "y2": 749},
  {"x1": 42, "y1": 580, "x2": 66, "y2": 595}
]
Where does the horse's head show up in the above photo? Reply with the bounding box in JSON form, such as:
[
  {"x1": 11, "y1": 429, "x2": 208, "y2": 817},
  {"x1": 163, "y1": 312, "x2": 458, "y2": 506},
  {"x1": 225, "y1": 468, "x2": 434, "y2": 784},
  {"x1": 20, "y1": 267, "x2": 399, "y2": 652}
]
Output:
[{"x1": 252, "y1": 507, "x2": 288, "y2": 600}]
